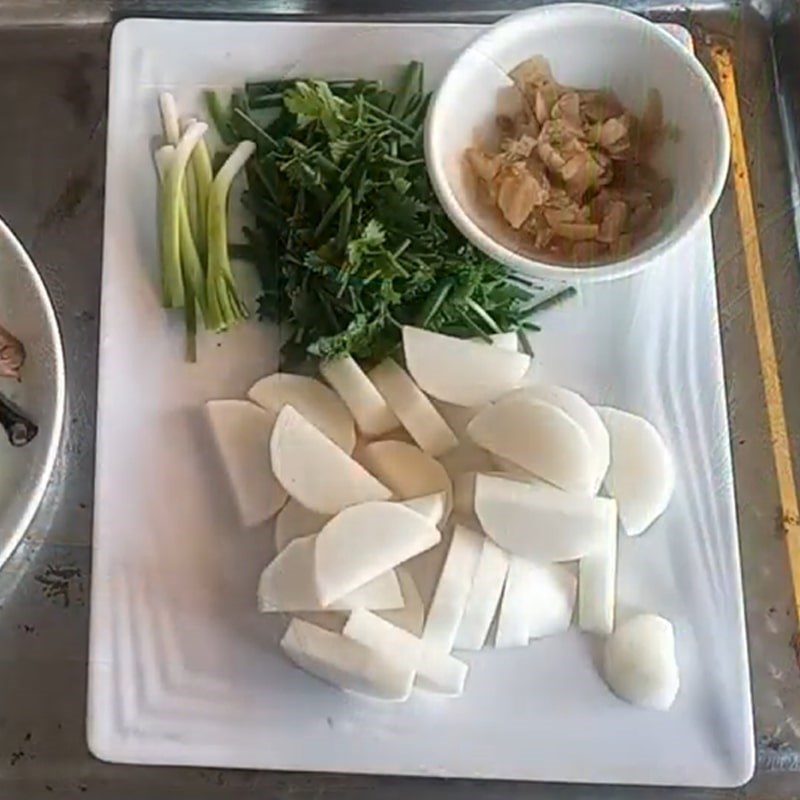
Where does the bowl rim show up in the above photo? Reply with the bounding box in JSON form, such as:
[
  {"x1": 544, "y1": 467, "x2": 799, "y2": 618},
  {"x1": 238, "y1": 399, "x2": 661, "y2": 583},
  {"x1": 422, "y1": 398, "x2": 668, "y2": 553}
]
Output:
[
  {"x1": 424, "y1": 3, "x2": 732, "y2": 283},
  {"x1": 0, "y1": 215, "x2": 66, "y2": 570}
]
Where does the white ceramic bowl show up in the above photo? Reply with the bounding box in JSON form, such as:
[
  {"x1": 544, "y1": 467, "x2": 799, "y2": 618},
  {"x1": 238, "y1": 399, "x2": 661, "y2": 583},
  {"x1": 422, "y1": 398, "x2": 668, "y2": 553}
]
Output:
[{"x1": 425, "y1": 4, "x2": 731, "y2": 282}]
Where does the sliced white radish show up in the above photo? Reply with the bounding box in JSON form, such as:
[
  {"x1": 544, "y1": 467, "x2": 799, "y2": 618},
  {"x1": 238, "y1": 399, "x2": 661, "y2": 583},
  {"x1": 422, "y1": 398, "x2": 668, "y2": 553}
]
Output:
[
  {"x1": 275, "y1": 500, "x2": 330, "y2": 552},
  {"x1": 402, "y1": 492, "x2": 448, "y2": 528},
  {"x1": 423, "y1": 524, "x2": 484, "y2": 650},
  {"x1": 603, "y1": 614, "x2": 680, "y2": 710},
  {"x1": 495, "y1": 557, "x2": 537, "y2": 648},
  {"x1": 598, "y1": 407, "x2": 675, "y2": 536},
  {"x1": 315, "y1": 501, "x2": 440, "y2": 607},
  {"x1": 509, "y1": 385, "x2": 609, "y2": 492},
  {"x1": 470, "y1": 331, "x2": 520, "y2": 352},
  {"x1": 453, "y1": 469, "x2": 512, "y2": 519},
  {"x1": 368, "y1": 359, "x2": 458, "y2": 457},
  {"x1": 474, "y1": 473, "x2": 615, "y2": 562},
  {"x1": 205, "y1": 400, "x2": 287, "y2": 526},
  {"x1": 275, "y1": 496, "x2": 435, "y2": 553},
  {"x1": 248, "y1": 373, "x2": 356, "y2": 453},
  {"x1": 281, "y1": 618, "x2": 413, "y2": 701},
  {"x1": 528, "y1": 564, "x2": 577, "y2": 639},
  {"x1": 344, "y1": 609, "x2": 468, "y2": 696},
  {"x1": 378, "y1": 567, "x2": 425, "y2": 636},
  {"x1": 359, "y1": 440, "x2": 452, "y2": 515},
  {"x1": 270, "y1": 405, "x2": 391, "y2": 515},
  {"x1": 320, "y1": 355, "x2": 398, "y2": 438},
  {"x1": 578, "y1": 508, "x2": 618, "y2": 635},
  {"x1": 403, "y1": 325, "x2": 530, "y2": 406},
  {"x1": 258, "y1": 535, "x2": 403, "y2": 612},
  {"x1": 490, "y1": 456, "x2": 541, "y2": 482},
  {"x1": 454, "y1": 536, "x2": 510, "y2": 650},
  {"x1": 467, "y1": 395, "x2": 596, "y2": 495}
]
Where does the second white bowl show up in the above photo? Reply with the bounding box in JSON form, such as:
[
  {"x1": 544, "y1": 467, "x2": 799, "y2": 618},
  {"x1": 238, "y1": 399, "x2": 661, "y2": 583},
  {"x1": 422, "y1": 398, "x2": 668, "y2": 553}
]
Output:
[{"x1": 425, "y1": 4, "x2": 731, "y2": 282}]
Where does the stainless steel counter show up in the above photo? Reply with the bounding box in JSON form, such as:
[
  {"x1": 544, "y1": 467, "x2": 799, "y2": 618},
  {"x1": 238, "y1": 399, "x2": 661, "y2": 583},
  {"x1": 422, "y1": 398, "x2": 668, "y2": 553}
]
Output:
[{"x1": 2, "y1": 2, "x2": 800, "y2": 797}]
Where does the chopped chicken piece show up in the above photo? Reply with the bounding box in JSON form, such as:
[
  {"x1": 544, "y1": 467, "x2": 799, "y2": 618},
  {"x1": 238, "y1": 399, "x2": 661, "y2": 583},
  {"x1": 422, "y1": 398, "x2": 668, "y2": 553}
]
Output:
[
  {"x1": 496, "y1": 164, "x2": 548, "y2": 229},
  {"x1": 598, "y1": 200, "x2": 629, "y2": 243},
  {"x1": 551, "y1": 221, "x2": 600, "y2": 241},
  {"x1": 466, "y1": 148, "x2": 501, "y2": 184},
  {"x1": 465, "y1": 56, "x2": 670, "y2": 264}
]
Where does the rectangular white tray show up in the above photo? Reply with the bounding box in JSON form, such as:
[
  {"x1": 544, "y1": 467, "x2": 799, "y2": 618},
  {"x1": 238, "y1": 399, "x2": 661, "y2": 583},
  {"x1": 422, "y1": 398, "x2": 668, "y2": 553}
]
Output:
[{"x1": 88, "y1": 18, "x2": 754, "y2": 787}]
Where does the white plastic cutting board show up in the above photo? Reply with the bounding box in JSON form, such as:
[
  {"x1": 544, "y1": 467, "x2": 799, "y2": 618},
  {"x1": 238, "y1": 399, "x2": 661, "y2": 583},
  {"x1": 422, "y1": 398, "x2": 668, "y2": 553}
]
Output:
[{"x1": 89, "y1": 18, "x2": 754, "y2": 787}]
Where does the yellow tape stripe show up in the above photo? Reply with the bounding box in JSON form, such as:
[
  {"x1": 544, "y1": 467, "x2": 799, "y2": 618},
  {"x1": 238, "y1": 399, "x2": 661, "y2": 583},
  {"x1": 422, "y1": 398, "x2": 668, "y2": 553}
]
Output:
[{"x1": 712, "y1": 46, "x2": 800, "y2": 616}]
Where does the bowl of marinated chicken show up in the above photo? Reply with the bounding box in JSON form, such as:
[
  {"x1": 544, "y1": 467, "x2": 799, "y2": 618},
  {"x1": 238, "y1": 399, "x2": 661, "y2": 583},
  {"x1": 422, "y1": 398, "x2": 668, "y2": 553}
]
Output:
[{"x1": 425, "y1": 3, "x2": 730, "y2": 281}]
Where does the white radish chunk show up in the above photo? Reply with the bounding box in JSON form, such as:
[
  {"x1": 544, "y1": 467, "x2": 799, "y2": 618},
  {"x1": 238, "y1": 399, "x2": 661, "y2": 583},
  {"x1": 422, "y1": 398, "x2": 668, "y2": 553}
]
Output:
[
  {"x1": 603, "y1": 614, "x2": 680, "y2": 710},
  {"x1": 369, "y1": 359, "x2": 458, "y2": 457},
  {"x1": 258, "y1": 535, "x2": 403, "y2": 612},
  {"x1": 315, "y1": 502, "x2": 441, "y2": 607},
  {"x1": 320, "y1": 355, "x2": 398, "y2": 437},
  {"x1": 402, "y1": 492, "x2": 448, "y2": 528},
  {"x1": 276, "y1": 496, "x2": 434, "y2": 554},
  {"x1": 490, "y1": 456, "x2": 540, "y2": 482},
  {"x1": 403, "y1": 325, "x2": 531, "y2": 407},
  {"x1": 489, "y1": 331, "x2": 521, "y2": 352},
  {"x1": 205, "y1": 400, "x2": 287, "y2": 526},
  {"x1": 528, "y1": 564, "x2": 577, "y2": 638},
  {"x1": 344, "y1": 609, "x2": 468, "y2": 696},
  {"x1": 275, "y1": 500, "x2": 330, "y2": 552},
  {"x1": 509, "y1": 385, "x2": 610, "y2": 492},
  {"x1": 281, "y1": 618, "x2": 414, "y2": 701},
  {"x1": 270, "y1": 405, "x2": 391, "y2": 515},
  {"x1": 454, "y1": 537, "x2": 510, "y2": 650},
  {"x1": 495, "y1": 557, "x2": 537, "y2": 648},
  {"x1": 467, "y1": 395, "x2": 596, "y2": 495},
  {"x1": 248, "y1": 373, "x2": 356, "y2": 454},
  {"x1": 598, "y1": 407, "x2": 676, "y2": 536},
  {"x1": 578, "y1": 507, "x2": 618, "y2": 635},
  {"x1": 474, "y1": 474, "x2": 615, "y2": 562},
  {"x1": 360, "y1": 440, "x2": 453, "y2": 517},
  {"x1": 423, "y1": 524, "x2": 484, "y2": 650},
  {"x1": 378, "y1": 567, "x2": 425, "y2": 635}
]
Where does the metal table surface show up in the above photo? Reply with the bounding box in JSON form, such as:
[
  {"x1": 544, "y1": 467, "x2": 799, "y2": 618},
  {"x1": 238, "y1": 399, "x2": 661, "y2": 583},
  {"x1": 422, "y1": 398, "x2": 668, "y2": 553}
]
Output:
[{"x1": 1, "y1": 1, "x2": 800, "y2": 797}]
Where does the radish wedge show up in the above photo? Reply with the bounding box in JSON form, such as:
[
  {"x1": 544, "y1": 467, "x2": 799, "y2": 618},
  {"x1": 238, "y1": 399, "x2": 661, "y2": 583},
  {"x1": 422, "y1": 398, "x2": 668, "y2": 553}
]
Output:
[
  {"x1": 360, "y1": 440, "x2": 452, "y2": 513},
  {"x1": 248, "y1": 373, "x2": 356, "y2": 453},
  {"x1": 205, "y1": 400, "x2": 287, "y2": 526},
  {"x1": 467, "y1": 395, "x2": 596, "y2": 495},
  {"x1": 495, "y1": 557, "x2": 537, "y2": 648},
  {"x1": 378, "y1": 567, "x2": 425, "y2": 635},
  {"x1": 474, "y1": 473, "x2": 615, "y2": 562},
  {"x1": 423, "y1": 524, "x2": 484, "y2": 650},
  {"x1": 454, "y1": 536, "x2": 510, "y2": 650},
  {"x1": 281, "y1": 618, "x2": 414, "y2": 701},
  {"x1": 598, "y1": 407, "x2": 675, "y2": 536},
  {"x1": 369, "y1": 359, "x2": 458, "y2": 457},
  {"x1": 320, "y1": 355, "x2": 398, "y2": 437},
  {"x1": 344, "y1": 609, "x2": 468, "y2": 696},
  {"x1": 402, "y1": 492, "x2": 448, "y2": 528},
  {"x1": 275, "y1": 500, "x2": 330, "y2": 552},
  {"x1": 529, "y1": 564, "x2": 577, "y2": 639},
  {"x1": 403, "y1": 325, "x2": 530, "y2": 407},
  {"x1": 315, "y1": 502, "x2": 440, "y2": 607},
  {"x1": 270, "y1": 405, "x2": 391, "y2": 514},
  {"x1": 470, "y1": 332, "x2": 519, "y2": 352},
  {"x1": 603, "y1": 614, "x2": 680, "y2": 710},
  {"x1": 509, "y1": 386, "x2": 610, "y2": 492},
  {"x1": 258, "y1": 535, "x2": 403, "y2": 612},
  {"x1": 578, "y1": 507, "x2": 618, "y2": 635}
]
